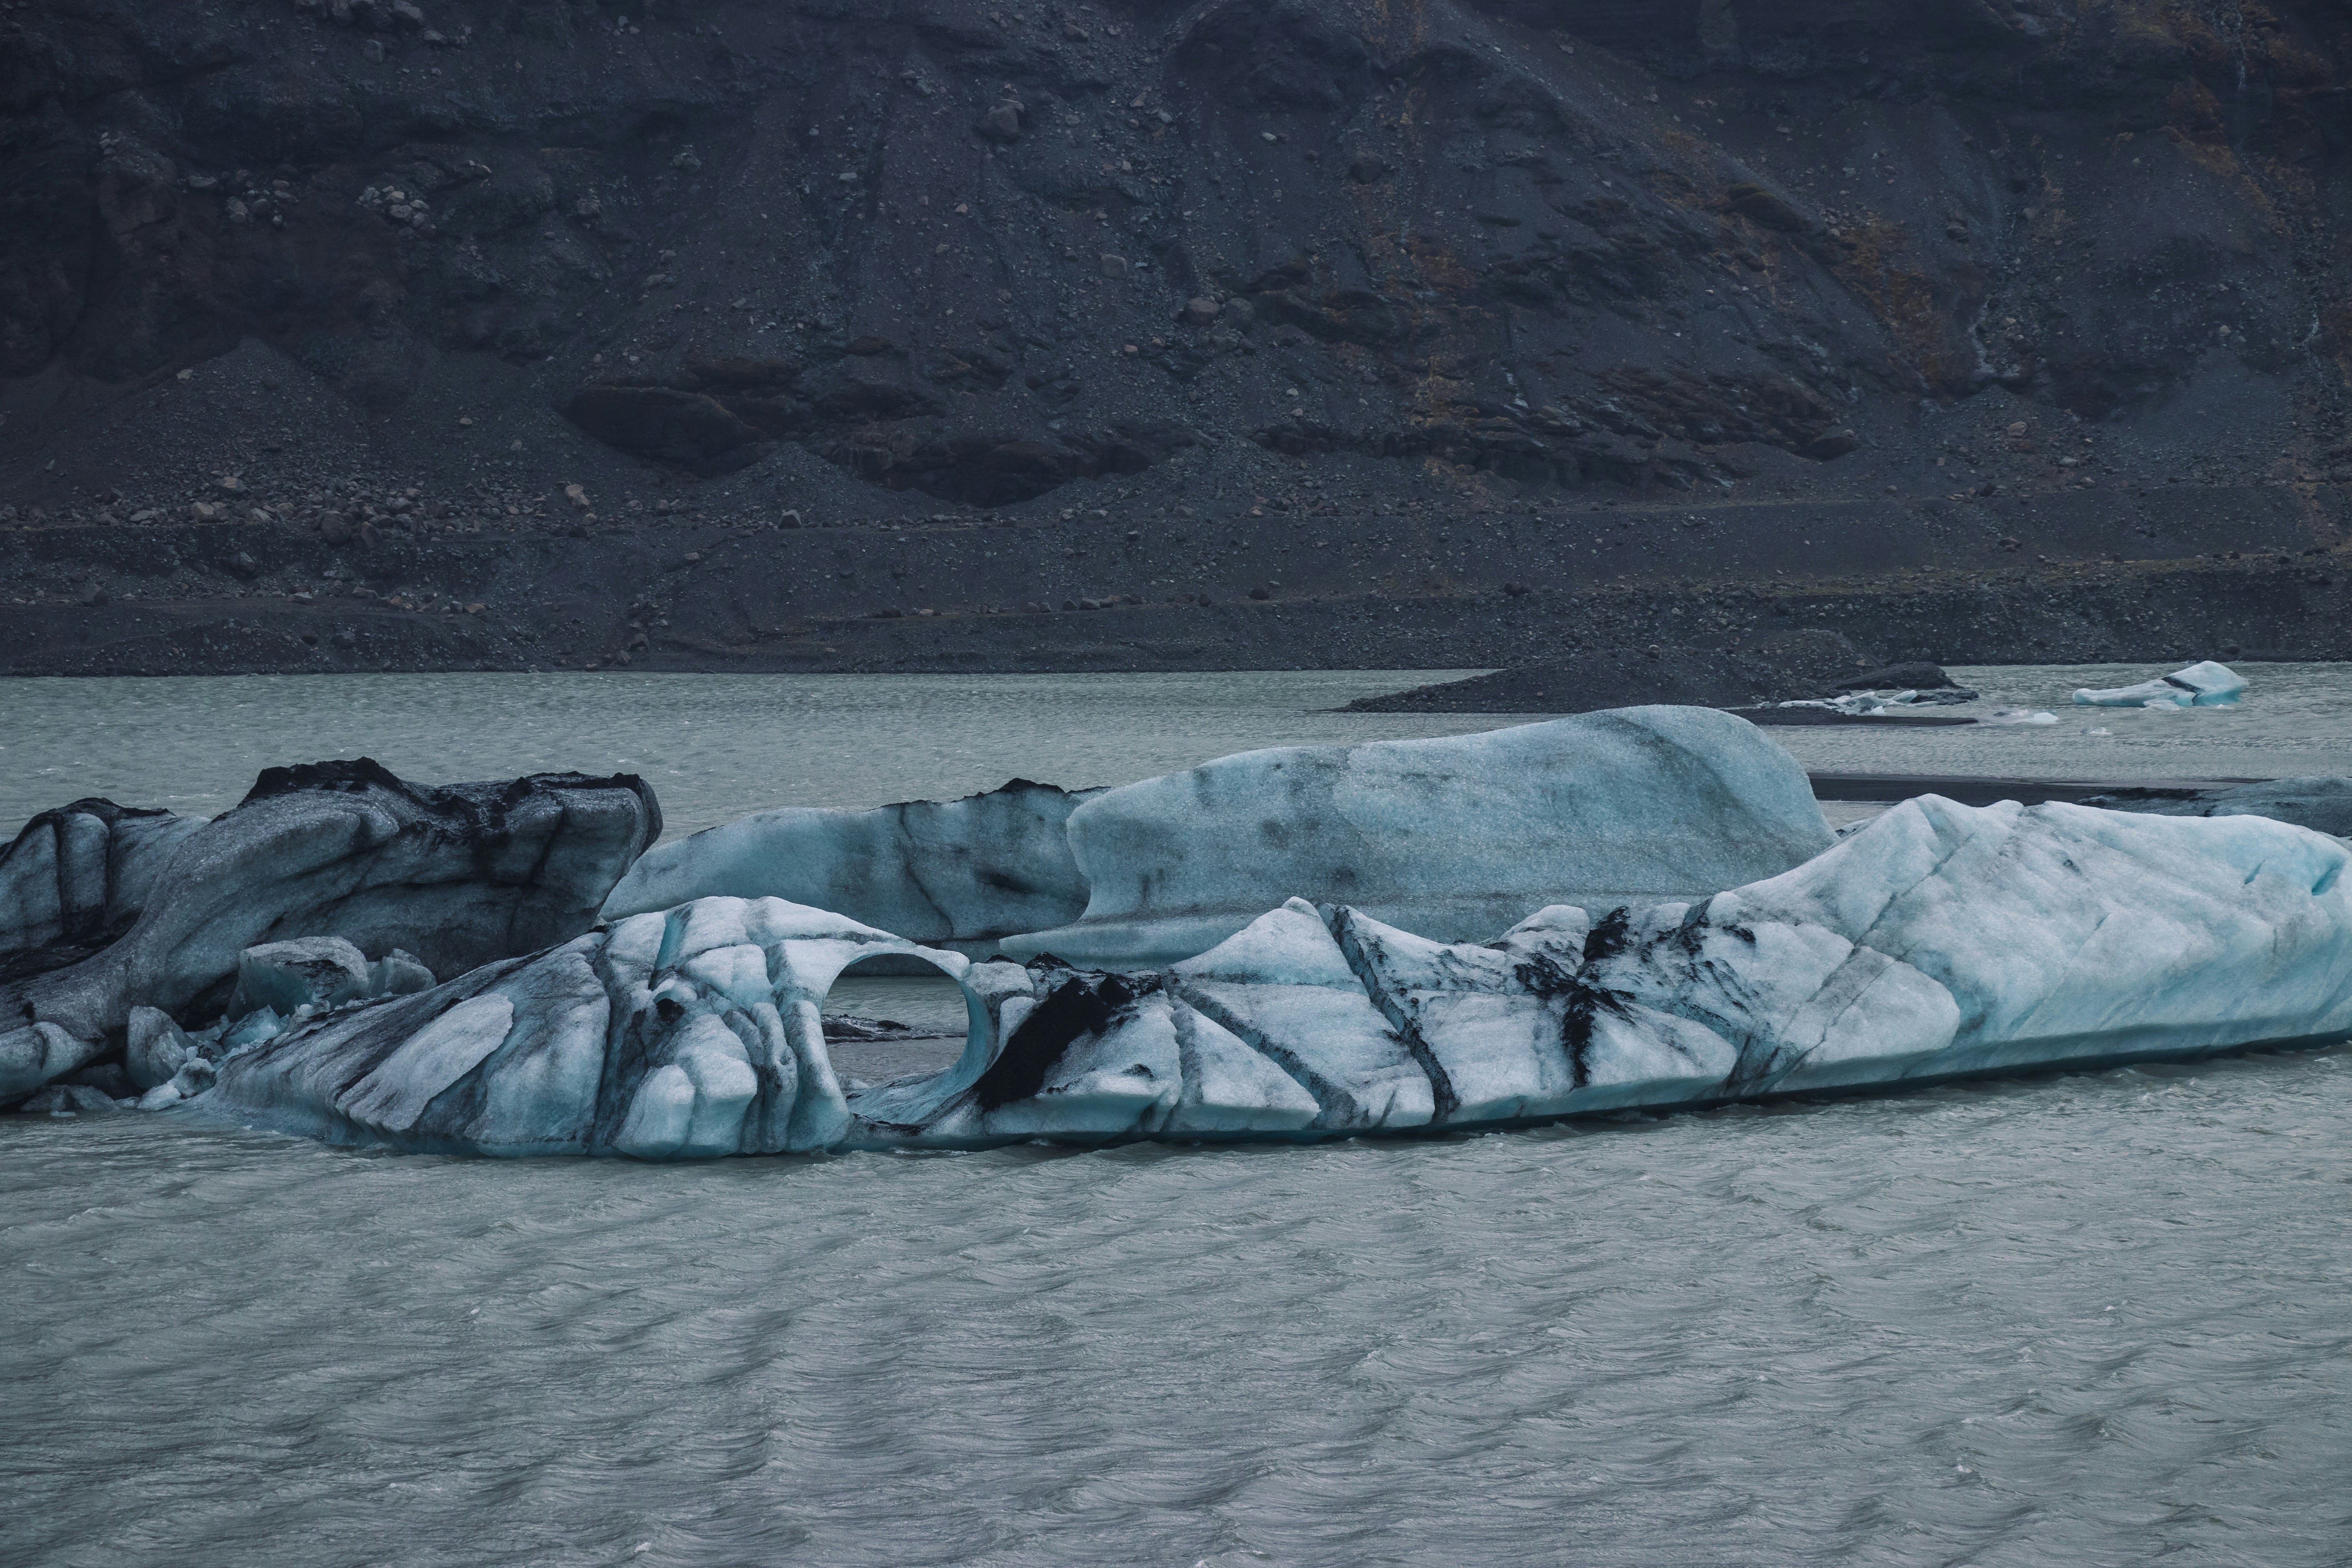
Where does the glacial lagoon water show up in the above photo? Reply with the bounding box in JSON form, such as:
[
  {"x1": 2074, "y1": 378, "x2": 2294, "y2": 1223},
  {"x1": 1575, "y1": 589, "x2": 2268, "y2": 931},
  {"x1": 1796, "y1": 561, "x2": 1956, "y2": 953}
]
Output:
[{"x1": 5, "y1": 666, "x2": 2351, "y2": 1566}]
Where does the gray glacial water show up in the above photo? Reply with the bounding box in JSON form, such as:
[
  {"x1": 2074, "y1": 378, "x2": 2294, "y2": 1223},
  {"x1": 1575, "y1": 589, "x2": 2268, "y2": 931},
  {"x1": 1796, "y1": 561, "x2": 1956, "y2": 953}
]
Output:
[
  {"x1": 5, "y1": 662, "x2": 2350, "y2": 840},
  {"x1": 4, "y1": 666, "x2": 2351, "y2": 1566}
]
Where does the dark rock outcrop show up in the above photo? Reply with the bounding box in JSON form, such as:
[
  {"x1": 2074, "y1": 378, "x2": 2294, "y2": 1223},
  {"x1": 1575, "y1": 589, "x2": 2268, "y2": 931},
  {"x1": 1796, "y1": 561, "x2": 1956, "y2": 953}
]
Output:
[
  {"x1": 0, "y1": 761, "x2": 660, "y2": 1105},
  {"x1": 1836, "y1": 662, "x2": 1963, "y2": 692},
  {"x1": 4, "y1": 0, "x2": 2344, "y2": 516},
  {"x1": 2079, "y1": 778, "x2": 2352, "y2": 838},
  {"x1": 1, "y1": 0, "x2": 2349, "y2": 681},
  {"x1": 561, "y1": 386, "x2": 775, "y2": 477}
]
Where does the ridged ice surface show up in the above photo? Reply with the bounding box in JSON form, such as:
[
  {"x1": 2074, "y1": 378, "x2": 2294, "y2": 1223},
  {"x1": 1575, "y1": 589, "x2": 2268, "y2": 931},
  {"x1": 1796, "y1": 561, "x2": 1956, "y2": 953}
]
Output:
[
  {"x1": 200, "y1": 796, "x2": 2352, "y2": 1157},
  {"x1": 5, "y1": 1047, "x2": 2348, "y2": 1566}
]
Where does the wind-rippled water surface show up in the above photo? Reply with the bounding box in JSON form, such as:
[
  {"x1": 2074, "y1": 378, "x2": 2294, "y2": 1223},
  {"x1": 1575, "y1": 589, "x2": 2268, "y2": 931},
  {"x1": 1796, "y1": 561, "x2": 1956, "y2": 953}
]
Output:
[
  {"x1": 5, "y1": 1051, "x2": 2348, "y2": 1568},
  {"x1": 4, "y1": 666, "x2": 2351, "y2": 1566}
]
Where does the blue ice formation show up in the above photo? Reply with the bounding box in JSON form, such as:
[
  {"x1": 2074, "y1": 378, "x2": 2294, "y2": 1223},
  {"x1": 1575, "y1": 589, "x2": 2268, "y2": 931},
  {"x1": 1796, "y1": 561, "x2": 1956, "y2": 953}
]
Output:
[
  {"x1": 603, "y1": 779, "x2": 1097, "y2": 956},
  {"x1": 1007, "y1": 705, "x2": 1833, "y2": 968},
  {"x1": 203, "y1": 794, "x2": 2352, "y2": 1157},
  {"x1": 2072, "y1": 659, "x2": 2246, "y2": 708},
  {"x1": 601, "y1": 709, "x2": 1832, "y2": 971}
]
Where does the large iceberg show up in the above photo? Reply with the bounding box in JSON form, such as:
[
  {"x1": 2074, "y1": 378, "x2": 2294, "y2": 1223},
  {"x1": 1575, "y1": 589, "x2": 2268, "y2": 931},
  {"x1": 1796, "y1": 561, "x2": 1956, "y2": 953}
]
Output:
[
  {"x1": 1001, "y1": 706, "x2": 1835, "y2": 968},
  {"x1": 199, "y1": 796, "x2": 2352, "y2": 1156},
  {"x1": 603, "y1": 779, "x2": 1095, "y2": 955},
  {"x1": 0, "y1": 761, "x2": 660, "y2": 1106}
]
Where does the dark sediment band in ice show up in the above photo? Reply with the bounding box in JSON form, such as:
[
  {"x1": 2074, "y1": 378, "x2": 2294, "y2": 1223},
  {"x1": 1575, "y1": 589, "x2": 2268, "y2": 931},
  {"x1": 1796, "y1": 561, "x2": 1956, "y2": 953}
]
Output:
[
  {"x1": 203, "y1": 794, "x2": 2352, "y2": 1158},
  {"x1": 603, "y1": 779, "x2": 1097, "y2": 956}
]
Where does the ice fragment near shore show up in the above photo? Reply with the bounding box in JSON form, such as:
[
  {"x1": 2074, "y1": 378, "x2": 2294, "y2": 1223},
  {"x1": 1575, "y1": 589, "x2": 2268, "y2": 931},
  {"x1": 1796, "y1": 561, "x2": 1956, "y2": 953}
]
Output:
[
  {"x1": 2073, "y1": 659, "x2": 2246, "y2": 708},
  {"x1": 125, "y1": 1006, "x2": 193, "y2": 1090},
  {"x1": 234, "y1": 937, "x2": 372, "y2": 1017}
]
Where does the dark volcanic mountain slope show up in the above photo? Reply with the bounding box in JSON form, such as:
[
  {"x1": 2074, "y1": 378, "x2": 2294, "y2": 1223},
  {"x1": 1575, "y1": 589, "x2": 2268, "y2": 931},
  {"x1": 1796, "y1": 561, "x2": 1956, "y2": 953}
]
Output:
[{"x1": 0, "y1": 0, "x2": 2348, "y2": 676}]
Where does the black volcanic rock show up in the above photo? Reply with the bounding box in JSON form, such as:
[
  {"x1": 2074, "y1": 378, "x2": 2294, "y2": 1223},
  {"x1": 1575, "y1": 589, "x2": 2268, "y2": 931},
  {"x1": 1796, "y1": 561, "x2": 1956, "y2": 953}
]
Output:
[
  {"x1": 563, "y1": 385, "x2": 774, "y2": 475},
  {"x1": 2078, "y1": 778, "x2": 2352, "y2": 838},
  {"x1": 1836, "y1": 662, "x2": 1962, "y2": 691},
  {"x1": 4, "y1": 0, "x2": 2344, "y2": 506}
]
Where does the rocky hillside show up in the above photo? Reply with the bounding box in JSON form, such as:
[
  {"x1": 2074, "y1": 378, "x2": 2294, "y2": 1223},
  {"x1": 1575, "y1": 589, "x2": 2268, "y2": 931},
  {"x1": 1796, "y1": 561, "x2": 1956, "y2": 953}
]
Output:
[{"x1": 2, "y1": 0, "x2": 2347, "y2": 675}]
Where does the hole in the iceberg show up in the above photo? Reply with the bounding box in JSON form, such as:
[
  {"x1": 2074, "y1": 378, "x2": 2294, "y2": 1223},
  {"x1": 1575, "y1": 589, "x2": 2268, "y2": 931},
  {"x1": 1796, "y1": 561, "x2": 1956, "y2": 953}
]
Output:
[{"x1": 821, "y1": 953, "x2": 975, "y2": 1089}]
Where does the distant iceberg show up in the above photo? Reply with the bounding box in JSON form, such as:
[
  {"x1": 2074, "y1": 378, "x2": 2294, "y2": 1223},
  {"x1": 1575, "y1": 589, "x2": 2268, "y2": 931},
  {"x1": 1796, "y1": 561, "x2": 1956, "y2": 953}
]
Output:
[
  {"x1": 607, "y1": 707, "x2": 1835, "y2": 971},
  {"x1": 2073, "y1": 660, "x2": 2246, "y2": 709}
]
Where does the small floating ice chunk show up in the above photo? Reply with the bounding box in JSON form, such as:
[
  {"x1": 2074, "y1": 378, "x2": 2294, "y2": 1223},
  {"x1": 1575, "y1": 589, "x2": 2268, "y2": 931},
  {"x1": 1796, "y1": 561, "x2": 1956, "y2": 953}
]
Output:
[
  {"x1": 125, "y1": 1005, "x2": 194, "y2": 1090},
  {"x1": 137, "y1": 1056, "x2": 216, "y2": 1110},
  {"x1": 1981, "y1": 708, "x2": 2058, "y2": 726},
  {"x1": 2073, "y1": 660, "x2": 2245, "y2": 708},
  {"x1": 1780, "y1": 690, "x2": 1915, "y2": 715}
]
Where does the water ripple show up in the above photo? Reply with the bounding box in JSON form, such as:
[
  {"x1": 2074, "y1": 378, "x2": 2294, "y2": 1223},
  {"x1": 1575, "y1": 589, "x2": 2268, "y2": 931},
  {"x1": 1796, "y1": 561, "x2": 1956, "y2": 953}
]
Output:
[{"x1": 2, "y1": 1047, "x2": 2346, "y2": 1566}]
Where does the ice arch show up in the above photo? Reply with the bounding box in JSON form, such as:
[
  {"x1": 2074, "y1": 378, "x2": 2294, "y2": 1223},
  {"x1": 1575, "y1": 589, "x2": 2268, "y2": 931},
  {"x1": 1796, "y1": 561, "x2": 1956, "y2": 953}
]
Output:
[{"x1": 210, "y1": 898, "x2": 998, "y2": 1156}]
